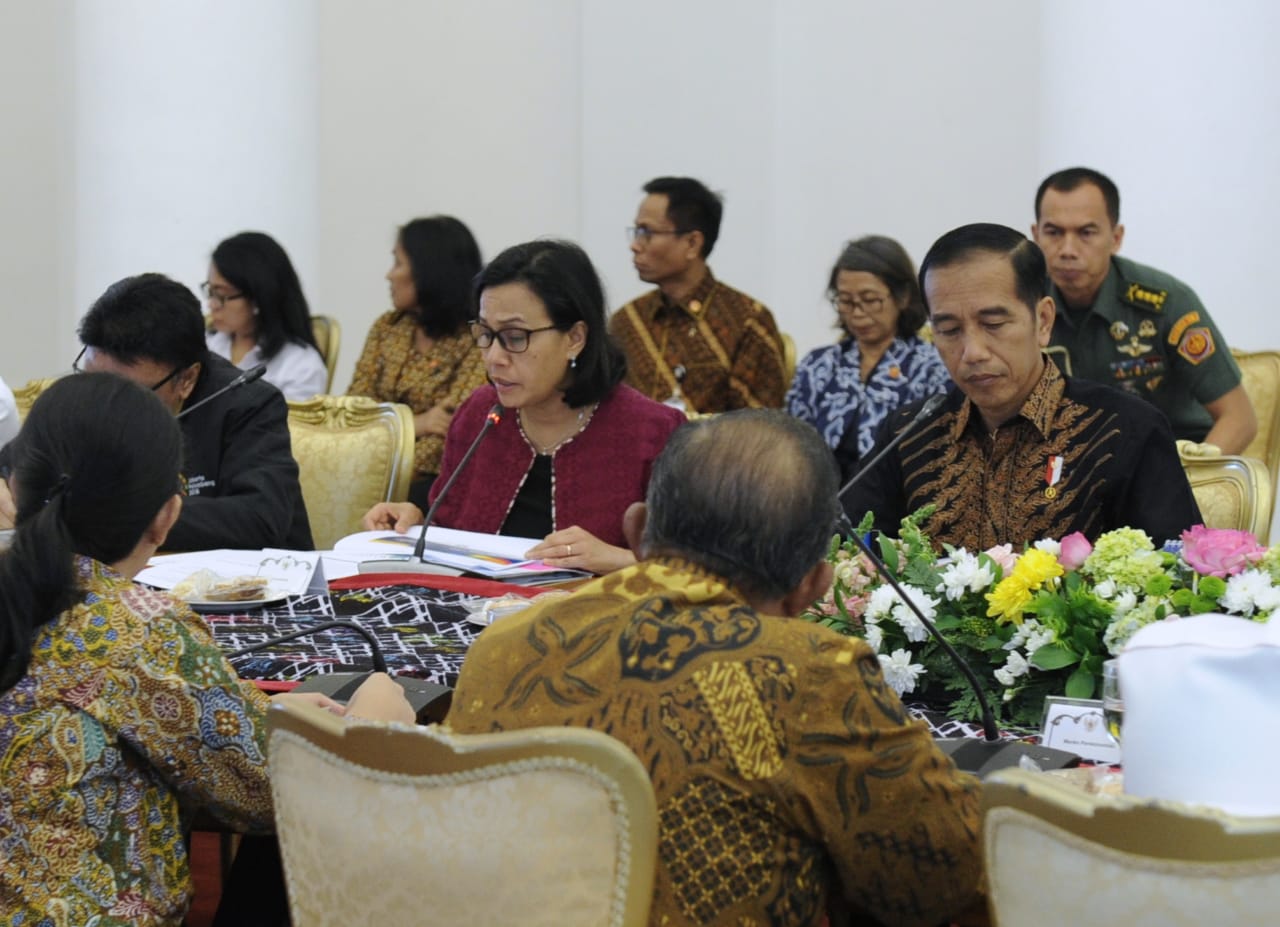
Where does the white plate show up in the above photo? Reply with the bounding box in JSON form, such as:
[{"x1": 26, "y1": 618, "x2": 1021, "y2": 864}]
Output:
[{"x1": 185, "y1": 594, "x2": 290, "y2": 613}]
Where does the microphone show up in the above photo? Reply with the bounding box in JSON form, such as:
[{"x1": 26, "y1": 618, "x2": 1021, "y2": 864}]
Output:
[
  {"x1": 225, "y1": 618, "x2": 452, "y2": 723},
  {"x1": 177, "y1": 364, "x2": 267, "y2": 420},
  {"x1": 834, "y1": 392, "x2": 946, "y2": 537},
  {"x1": 838, "y1": 392, "x2": 946, "y2": 503},
  {"x1": 845, "y1": 530, "x2": 1080, "y2": 776},
  {"x1": 360, "y1": 403, "x2": 505, "y2": 575}
]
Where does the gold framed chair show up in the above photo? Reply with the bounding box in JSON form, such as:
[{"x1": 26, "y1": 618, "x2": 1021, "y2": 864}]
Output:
[
  {"x1": 982, "y1": 767, "x2": 1280, "y2": 926},
  {"x1": 267, "y1": 700, "x2": 657, "y2": 927},
  {"x1": 311, "y1": 315, "x2": 341, "y2": 393},
  {"x1": 1180, "y1": 449, "x2": 1273, "y2": 539},
  {"x1": 286, "y1": 396, "x2": 414, "y2": 548},
  {"x1": 780, "y1": 331, "x2": 797, "y2": 385},
  {"x1": 1230, "y1": 348, "x2": 1280, "y2": 490},
  {"x1": 14, "y1": 377, "x2": 60, "y2": 422}
]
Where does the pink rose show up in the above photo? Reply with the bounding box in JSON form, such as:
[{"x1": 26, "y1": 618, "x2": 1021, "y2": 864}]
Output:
[
  {"x1": 1180, "y1": 524, "x2": 1266, "y2": 577},
  {"x1": 1058, "y1": 532, "x2": 1093, "y2": 570},
  {"x1": 983, "y1": 543, "x2": 1018, "y2": 575}
]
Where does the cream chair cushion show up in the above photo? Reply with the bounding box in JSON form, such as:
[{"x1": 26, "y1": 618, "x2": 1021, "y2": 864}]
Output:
[
  {"x1": 286, "y1": 395, "x2": 413, "y2": 548},
  {"x1": 311, "y1": 315, "x2": 341, "y2": 393},
  {"x1": 1179, "y1": 449, "x2": 1273, "y2": 539},
  {"x1": 268, "y1": 701, "x2": 656, "y2": 927},
  {"x1": 983, "y1": 768, "x2": 1280, "y2": 927}
]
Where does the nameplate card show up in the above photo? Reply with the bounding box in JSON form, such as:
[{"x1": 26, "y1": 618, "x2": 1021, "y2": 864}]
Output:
[{"x1": 1041, "y1": 696, "x2": 1121, "y2": 765}]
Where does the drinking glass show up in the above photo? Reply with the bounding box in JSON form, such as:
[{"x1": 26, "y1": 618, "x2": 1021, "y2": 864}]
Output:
[{"x1": 1101, "y1": 659, "x2": 1123, "y2": 744}]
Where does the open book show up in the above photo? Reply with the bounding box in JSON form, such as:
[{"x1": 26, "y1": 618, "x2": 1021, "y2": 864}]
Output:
[{"x1": 333, "y1": 526, "x2": 590, "y2": 586}]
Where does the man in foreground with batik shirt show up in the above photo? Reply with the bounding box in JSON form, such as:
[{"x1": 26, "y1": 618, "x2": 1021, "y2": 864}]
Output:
[
  {"x1": 844, "y1": 223, "x2": 1200, "y2": 549},
  {"x1": 448, "y1": 410, "x2": 984, "y2": 927}
]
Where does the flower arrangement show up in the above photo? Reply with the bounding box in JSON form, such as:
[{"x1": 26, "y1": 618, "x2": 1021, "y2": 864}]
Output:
[{"x1": 806, "y1": 507, "x2": 1279, "y2": 729}]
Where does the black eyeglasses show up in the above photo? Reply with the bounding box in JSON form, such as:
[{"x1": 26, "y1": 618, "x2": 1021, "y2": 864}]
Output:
[
  {"x1": 626, "y1": 226, "x2": 690, "y2": 245},
  {"x1": 200, "y1": 281, "x2": 246, "y2": 308},
  {"x1": 468, "y1": 321, "x2": 559, "y2": 353},
  {"x1": 831, "y1": 293, "x2": 889, "y2": 316},
  {"x1": 72, "y1": 346, "x2": 189, "y2": 392}
]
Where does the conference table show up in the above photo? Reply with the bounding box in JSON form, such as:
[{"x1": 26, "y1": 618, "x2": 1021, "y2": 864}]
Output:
[{"x1": 206, "y1": 571, "x2": 996, "y2": 741}]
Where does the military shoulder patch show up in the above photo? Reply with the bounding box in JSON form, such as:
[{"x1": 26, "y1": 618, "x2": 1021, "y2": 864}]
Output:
[
  {"x1": 1167, "y1": 311, "x2": 1201, "y2": 346},
  {"x1": 1124, "y1": 281, "x2": 1168, "y2": 312},
  {"x1": 1176, "y1": 326, "x2": 1216, "y2": 365}
]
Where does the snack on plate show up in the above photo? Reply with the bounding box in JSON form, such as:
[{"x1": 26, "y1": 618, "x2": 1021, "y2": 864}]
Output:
[{"x1": 171, "y1": 568, "x2": 270, "y2": 602}]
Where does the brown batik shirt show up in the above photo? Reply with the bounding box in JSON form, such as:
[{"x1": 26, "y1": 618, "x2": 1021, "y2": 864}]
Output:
[
  {"x1": 447, "y1": 558, "x2": 984, "y2": 927},
  {"x1": 843, "y1": 359, "x2": 1201, "y2": 549},
  {"x1": 609, "y1": 271, "x2": 787, "y2": 413},
  {"x1": 347, "y1": 311, "x2": 487, "y2": 478}
]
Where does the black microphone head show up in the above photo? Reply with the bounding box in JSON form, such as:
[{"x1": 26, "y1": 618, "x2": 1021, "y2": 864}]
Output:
[
  {"x1": 486, "y1": 403, "x2": 504, "y2": 425},
  {"x1": 240, "y1": 363, "x2": 268, "y2": 385},
  {"x1": 918, "y1": 392, "x2": 946, "y2": 419}
]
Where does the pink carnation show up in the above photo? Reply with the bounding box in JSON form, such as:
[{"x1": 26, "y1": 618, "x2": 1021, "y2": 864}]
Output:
[
  {"x1": 1181, "y1": 524, "x2": 1266, "y2": 577},
  {"x1": 1058, "y1": 532, "x2": 1093, "y2": 570},
  {"x1": 983, "y1": 543, "x2": 1018, "y2": 575}
]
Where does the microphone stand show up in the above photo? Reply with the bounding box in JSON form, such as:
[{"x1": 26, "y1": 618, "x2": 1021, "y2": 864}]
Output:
[
  {"x1": 226, "y1": 618, "x2": 452, "y2": 723},
  {"x1": 845, "y1": 531, "x2": 1079, "y2": 776},
  {"x1": 360, "y1": 404, "x2": 505, "y2": 575},
  {"x1": 176, "y1": 363, "x2": 268, "y2": 420}
]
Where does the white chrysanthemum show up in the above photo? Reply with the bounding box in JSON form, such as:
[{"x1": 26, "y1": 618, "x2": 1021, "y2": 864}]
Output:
[
  {"x1": 878, "y1": 648, "x2": 925, "y2": 695},
  {"x1": 1220, "y1": 569, "x2": 1280, "y2": 616},
  {"x1": 1094, "y1": 579, "x2": 1116, "y2": 600},
  {"x1": 1112, "y1": 590, "x2": 1138, "y2": 616},
  {"x1": 936, "y1": 551, "x2": 996, "y2": 600},
  {"x1": 865, "y1": 585, "x2": 898, "y2": 619},
  {"x1": 1033, "y1": 538, "x2": 1061, "y2": 557},
  {"x1": 864, "y1": 618, "x2": 884, "y2": 653},
  {"x1": 1024, "y1": 625, "x2": 1057, "y2": 654},
  {"x1": 889, "y1": 587, "x2": 938, "y2": 643},
  {"x1": 994, "y1": 650, "x2": 1031, "y2": 686}
]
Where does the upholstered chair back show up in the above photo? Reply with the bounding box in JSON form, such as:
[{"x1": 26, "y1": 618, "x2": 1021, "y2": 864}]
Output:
[
  {"x1": 1231, "y1": 349, "x2": 1280, "y2": 488},
  {"x1": 267, "y1": 700, "x2": 657, "y2": 927},
  {"x1": 1179, "y1": 450, "x2": 1273, "y2": 540},
  {"x1": 13, "y1": 377, "x2": 60, "y2": 422},
  {"x1": 983, "y1": 767, "x2": 1280, "y2": 927},
  {"x1": 286, "y1": 395, "x2": 414, "y2": 548},
  {"x1": 310, "y1": 315, "x2": 341, "y2": 393}
]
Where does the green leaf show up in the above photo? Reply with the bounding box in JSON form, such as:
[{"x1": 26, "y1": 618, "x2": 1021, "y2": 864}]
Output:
[
  {"x1": 1064, "y1": 665, "x2": 1095, "y2": 699},
  {"x1": 1029, "y1": 642, "x2": 1080, "y2": 671},
  {"x1": 877, "y1": 535, "x2": 899, "y2": 573},
  {"x1": 933, "y1": 615, "x2": 962, "y2": 630}
]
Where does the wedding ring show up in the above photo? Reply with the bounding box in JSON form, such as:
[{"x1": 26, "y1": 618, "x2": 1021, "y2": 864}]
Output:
[{"x1": 566, "y1": 544, "x2": 573, "y2": 557}]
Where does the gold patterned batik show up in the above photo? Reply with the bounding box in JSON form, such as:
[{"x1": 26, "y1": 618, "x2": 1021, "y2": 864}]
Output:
[
  {"x1": 610, "y1": 272, "x2": 787, "y2": 413},
  {"x1": 448, "y1": 557, "x2": 983, "y2": 927},
  {"x1": 347, "y1": 311, "x2": 488, "y2": 477}
]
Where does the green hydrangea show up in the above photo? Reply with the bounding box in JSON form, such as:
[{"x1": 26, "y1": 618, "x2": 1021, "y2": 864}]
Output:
[{"x1": 1083, "y1": 528, "x2": 1166, "y2": 590}]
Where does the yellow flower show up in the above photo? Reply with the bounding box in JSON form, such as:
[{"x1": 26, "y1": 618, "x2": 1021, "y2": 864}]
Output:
[
  {"x1": 1012, "y1": 548, "x2": 1065, "y2": 589},
  {"x1": 986, "y1": 575, "x2": 1032, "y2": 625}
]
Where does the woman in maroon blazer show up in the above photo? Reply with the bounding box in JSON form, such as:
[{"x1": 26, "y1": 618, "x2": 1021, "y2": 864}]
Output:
[{"x1": 363, "y1": 239, "x2": 686, "y2": 575}]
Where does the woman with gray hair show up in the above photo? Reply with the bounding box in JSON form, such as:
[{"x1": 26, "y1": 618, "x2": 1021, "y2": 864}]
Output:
[{"x1": 786, "y1": 235, "x2": 950, "y2": 483}]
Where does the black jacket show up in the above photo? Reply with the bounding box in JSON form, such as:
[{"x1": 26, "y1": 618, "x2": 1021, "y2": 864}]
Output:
[{"x1": 166, "y1": 355, "x2": 313, "y2": 551}]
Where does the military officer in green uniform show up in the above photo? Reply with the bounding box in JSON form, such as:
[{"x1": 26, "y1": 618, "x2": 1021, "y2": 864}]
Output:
[{"x1": 1032, "y1": 167, "x2": 1256, "y2": 453}]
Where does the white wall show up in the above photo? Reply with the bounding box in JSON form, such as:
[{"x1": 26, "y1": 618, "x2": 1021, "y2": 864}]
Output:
[
  {"x1": 1038, "y1": 0, "x2": 1280, "y2": 351},
  {"x1": 1, "y1": 0, "x2": 1278, "y2": 395},
  {"x1": 316, "y1": 0, "x2": 582, "y2": 392},
  {"x1": 0, "y1": 1, "x2": 74, "y2": 385}
]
